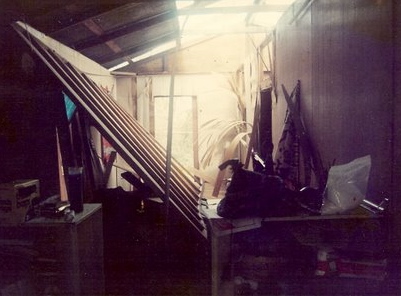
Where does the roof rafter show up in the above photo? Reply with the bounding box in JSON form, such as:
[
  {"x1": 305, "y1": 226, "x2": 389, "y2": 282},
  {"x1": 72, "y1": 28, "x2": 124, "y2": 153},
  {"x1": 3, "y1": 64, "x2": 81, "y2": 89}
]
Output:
[
  {"x1": 97, "y1": 32, "x2": 178, "y2": 64},
  {"x1": 177, "y1": 4, "x2": 289, "y2": 15},
  {"x1": 71, "y1": 10, "x2": 177, "y2": 51}
]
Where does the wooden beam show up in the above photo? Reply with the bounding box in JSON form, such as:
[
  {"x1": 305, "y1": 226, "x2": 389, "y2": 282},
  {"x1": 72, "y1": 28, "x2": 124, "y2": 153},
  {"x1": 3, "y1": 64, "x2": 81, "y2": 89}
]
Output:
[
  {"x1": 30, "y1": 2, "x2": 131, "y2": 33},
  {"x1": 73, "y1": 10, "x2": 177, "y2": 50},
  {"x1": 83, "y1": 19, "x2": 122, "y2": 53},
  {"x1": 97, "y1": 32, "x2": 177, "y2": 64},
  {"x1": 177, "y1": 5, "x2": 289, "y2": 15},
  {"x1": 192, "y1": 96, "x2": 200, "y2": 171}
]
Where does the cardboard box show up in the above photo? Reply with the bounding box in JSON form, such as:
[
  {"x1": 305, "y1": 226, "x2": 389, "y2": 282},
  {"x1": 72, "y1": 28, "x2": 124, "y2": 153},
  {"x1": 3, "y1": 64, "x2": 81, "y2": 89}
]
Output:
[{"x1": 0, "y1": 179, "x2": 39, "y2": 225}]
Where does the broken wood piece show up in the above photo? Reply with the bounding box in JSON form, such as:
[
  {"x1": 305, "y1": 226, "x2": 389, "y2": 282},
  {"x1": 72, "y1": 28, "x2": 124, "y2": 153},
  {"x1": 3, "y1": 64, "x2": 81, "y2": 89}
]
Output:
[
  {"x1": 212, "y1": 131, "x2": 250, "y2": 197},
  {"x1": 103, "y1": 150, "x2": 117, "y2": 185},
  {"x1": 281, "y1": 82, "x2": 326, "y2": 189}
]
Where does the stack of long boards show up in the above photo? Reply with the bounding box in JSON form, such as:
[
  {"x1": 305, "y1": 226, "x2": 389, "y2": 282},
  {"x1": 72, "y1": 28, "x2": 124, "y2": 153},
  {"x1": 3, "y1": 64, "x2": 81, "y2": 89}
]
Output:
[{"x1": 13, "y1": 22, "x2": 207, "y2": 238}]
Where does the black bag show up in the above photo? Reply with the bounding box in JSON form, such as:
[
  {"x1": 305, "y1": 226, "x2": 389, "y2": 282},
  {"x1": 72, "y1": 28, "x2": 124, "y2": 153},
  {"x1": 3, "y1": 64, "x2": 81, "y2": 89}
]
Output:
[{"x1": 217, "y1": 159, "x2": 289, "y2": 219}]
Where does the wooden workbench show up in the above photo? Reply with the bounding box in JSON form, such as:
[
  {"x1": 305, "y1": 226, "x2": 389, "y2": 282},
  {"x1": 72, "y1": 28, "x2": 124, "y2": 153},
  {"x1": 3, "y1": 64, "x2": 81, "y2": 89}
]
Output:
[{"x1": 199, "y1": 196, "x2": 384, "y2": 296}]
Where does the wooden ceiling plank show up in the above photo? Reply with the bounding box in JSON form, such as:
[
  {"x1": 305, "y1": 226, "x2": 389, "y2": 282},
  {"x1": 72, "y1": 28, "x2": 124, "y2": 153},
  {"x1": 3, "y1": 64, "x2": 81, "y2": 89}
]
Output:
[
  {"x1": 73, "y1": 10, "x2": 177, "y2": 51},
  {"x1": 30, "y1": 1, "x2": 136, "y2": 33},
  {"x1": 97, "y1": 32, "x2": 177, "y2": 64},
  {"x1": 83, "y1": 19, "x2": 122, "y2": 54}
]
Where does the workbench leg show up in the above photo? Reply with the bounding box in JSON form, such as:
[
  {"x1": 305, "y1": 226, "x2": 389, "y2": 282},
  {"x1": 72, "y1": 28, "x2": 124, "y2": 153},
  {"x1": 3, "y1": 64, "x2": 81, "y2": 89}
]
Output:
[{"x1": 211, "y1": 234, "x2": 233, "y2": 296}]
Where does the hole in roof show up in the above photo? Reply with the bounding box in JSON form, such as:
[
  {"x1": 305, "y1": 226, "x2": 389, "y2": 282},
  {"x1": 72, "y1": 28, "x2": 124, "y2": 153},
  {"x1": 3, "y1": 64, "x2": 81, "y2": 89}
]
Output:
[{"x1": 109, "y1": 0, "x2": 295, "y2": 71}]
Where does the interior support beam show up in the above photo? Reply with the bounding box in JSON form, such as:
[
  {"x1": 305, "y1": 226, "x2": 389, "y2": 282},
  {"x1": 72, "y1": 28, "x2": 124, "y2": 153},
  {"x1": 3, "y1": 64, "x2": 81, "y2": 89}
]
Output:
[{"x1": 177, "y1": 5, "x2": 289, "y2": 15}]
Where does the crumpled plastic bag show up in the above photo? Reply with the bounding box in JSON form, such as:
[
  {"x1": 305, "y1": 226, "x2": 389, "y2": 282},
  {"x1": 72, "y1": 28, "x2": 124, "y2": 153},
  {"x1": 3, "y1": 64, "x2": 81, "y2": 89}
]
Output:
[{"x1": 321, "y1": 155, "x2": 371, "y2": 215}]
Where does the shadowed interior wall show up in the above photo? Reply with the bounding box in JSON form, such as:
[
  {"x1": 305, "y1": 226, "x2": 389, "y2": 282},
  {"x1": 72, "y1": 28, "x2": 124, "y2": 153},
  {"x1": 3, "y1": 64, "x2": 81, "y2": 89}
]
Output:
[
  {"x1": 392, "y1": 0, "x2": 401, "y2": 272},
  {"x1": 274, "y1": 0, "x2": 392, "y2": 199},
  {"x1": 0, "y1": 26, "x2": 62, "y2": 198},
  {"x1": 274, "y1": 0, "x2": 397, "y2": 261}
]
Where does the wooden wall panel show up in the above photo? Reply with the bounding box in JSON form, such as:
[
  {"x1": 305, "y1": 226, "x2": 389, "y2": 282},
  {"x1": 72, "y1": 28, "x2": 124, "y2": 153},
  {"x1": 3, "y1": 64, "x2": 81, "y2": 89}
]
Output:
[
  {"x1": 272, "y1": 1, "x2": 312, "y2": 159},
  {"x1": 392, "y1": 0, "x2": 401, "y2": 270},
  {"x1": 311, "y1": 0, "x2": 393, "y2": 201},
  {"x1": 275, "y1": 0, "x2": 393, "y2": 203}
]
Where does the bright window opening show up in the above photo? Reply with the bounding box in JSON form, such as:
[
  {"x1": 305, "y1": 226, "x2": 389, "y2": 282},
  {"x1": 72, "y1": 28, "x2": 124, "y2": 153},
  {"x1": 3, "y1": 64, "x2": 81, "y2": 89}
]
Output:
[{"x1": 153, "y1": 96, "x2": 198, "y2": 170}]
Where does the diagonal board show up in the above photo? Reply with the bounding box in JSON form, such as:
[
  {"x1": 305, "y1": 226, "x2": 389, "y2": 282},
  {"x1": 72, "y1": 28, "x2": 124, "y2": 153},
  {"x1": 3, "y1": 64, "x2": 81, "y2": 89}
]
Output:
[
  {"x1": 281, "y1": 81, "x2": 326, "y2": 190},
  {"x1": 13, "y1": 22, "x2": 206, "y2": 238}
]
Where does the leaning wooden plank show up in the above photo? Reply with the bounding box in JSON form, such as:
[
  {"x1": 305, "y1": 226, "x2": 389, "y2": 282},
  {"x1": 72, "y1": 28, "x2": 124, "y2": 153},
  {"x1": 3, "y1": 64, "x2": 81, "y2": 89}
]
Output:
[
  {"x1": 80, "y1": 79, "x2": 200, "y2": 212},
  {"x1": 64, "y1": 51, "x2": 204, "y2": 229},
  {"x1": 52, "y1": 41, "x2": 205, "y2": 230},
  {"x1": 103, "y1": 151, "x2": 117, "y2": 185},
  {"x1": 53, "y1": 52, "x2": 164, "y2": 193},
  {"x1": 244, "y1": 96, "x2": 261, "y2": 169},
  {"x1": 60, "y1": 60, "x2": 201, "y2": 222},
  {"x1": 212, "y1": 131, "x2": 250, "y2": 197},
  {"x1": 92, "y1": 78, "x2": 201, "y2": 198},
  {"x1": 14, "y1": 25, "x2": 162, "y2": 195},
  {"x1": 13, "y1": 23, "x2": 206, "y2": 236},
  {"x1": 83, "y1": 73, "x2": 201, "y2": 204},
  {"x1": 56, "y1": 128, "x2": 69, "y2": 202}
]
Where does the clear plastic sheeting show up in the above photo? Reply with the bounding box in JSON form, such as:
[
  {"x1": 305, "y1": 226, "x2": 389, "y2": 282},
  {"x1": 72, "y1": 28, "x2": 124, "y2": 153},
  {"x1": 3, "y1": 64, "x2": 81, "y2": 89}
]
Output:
[{"x1": 322, "y1": 155, "x2": 372, "y2": 215}]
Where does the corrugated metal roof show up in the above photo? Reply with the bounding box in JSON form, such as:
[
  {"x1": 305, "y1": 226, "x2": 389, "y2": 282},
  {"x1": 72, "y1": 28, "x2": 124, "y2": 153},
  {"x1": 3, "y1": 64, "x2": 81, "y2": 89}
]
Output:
[
  {"x1": 2, "y1": 1, "x2": 179, "y2": 71},
  {"x1": 1, "y1": 0, "x2": 294, "y2": 73}
]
